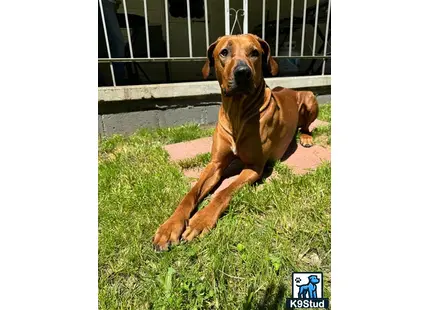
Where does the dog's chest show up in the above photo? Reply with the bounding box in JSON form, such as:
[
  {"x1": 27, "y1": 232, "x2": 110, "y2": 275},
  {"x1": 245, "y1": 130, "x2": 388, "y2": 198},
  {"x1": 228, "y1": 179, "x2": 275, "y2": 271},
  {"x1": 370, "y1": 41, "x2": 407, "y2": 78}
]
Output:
[
  {"x1": 229, "y1": 134, "x2": 268, "y2": 164},
  {"x1": 230, "y1": 142, "x2": 238, "y2": 155},
  {"x1": 228, "y1": 135, "x2": 244, "y2": 158}
]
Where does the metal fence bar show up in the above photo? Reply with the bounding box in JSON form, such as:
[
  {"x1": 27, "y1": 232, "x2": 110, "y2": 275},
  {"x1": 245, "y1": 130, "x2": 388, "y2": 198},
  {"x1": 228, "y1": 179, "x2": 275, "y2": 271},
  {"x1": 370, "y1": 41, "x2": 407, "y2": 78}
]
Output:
[
  {"x1": 186, "y1": 0, "x2": 193, "y2": 57},
  {"x1": 122, "y1": 0, "x2": 134, "y2": 58},
  {"x1": 275, "y1": 0, "x2": 280, "y2": 56},
  {"x1": 322, "y1": 0, "x2": 331, "y2": 75},
  {"x1": 98, "y1": 55, "x2": 330, "y2": 63},
  {"x1": 224, "y1": 0, "x2": 230, "y2": 35},
  {"x1": 300, "y1": 0, "x2": 307, "y2": 56},
  {"x1": 204, "y1": 0, "x2": 209, "y2": 48},
  {"x1": 261, "y1": 0, "x2": 266, "y2": 40},
  {"x1": 289, "y1": 0, "x2": 294, "y2": 56},
  {"x1": 243, "y1": 0, "x2": 248, "y2": 33},
  {"x1": 143, "y1": 0, "x2": 151, "y2": 57},
  {"x1": 98, "y1": 0, "x2": 116, "y2": 86},
  {"x1": 164, "y1": 0, "x2": 170, "y2": 58},
  {"x1": 312, "y1": 0, "x2": 320, "y2": 56}
]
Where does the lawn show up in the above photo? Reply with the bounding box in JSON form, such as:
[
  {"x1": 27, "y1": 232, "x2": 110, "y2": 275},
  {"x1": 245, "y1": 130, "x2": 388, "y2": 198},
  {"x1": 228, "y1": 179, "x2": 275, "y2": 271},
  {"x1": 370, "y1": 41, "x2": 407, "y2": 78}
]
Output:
[{"x1": 98, "y1": 104, "x2": 331, "y2": 309}]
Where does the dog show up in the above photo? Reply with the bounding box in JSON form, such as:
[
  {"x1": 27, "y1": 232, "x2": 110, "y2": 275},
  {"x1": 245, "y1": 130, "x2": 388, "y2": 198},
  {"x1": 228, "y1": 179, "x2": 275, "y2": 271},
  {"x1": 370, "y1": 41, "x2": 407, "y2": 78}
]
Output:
[
  {"x1": 153, "y1": 34, "x2": 318, "y2": 251},
  {"x1": 297, "y1": 275, "x2": 320, "y2": 298}
]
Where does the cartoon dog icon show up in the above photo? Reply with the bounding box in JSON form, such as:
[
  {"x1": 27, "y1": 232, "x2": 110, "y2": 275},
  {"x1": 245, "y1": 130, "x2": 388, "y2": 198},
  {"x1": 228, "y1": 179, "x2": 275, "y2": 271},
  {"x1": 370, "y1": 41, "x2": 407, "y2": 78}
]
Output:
[{"x1": 296, "y1": 275, "x2": 320, "y2": 298}]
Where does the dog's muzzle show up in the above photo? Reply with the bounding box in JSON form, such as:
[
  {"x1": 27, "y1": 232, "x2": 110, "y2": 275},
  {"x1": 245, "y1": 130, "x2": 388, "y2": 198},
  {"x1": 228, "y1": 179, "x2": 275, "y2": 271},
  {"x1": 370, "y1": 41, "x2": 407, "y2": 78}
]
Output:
[{"x1": 225, "y1": 63, "x2": 253, "y2": 96}]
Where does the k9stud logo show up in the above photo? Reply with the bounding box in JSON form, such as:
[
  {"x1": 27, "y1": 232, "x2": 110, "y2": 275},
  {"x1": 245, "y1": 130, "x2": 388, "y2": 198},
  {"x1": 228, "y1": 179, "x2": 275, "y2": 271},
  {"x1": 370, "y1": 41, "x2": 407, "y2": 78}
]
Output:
[{"x1": 286, "y1": 272, "x2": 329, "y2": 309}]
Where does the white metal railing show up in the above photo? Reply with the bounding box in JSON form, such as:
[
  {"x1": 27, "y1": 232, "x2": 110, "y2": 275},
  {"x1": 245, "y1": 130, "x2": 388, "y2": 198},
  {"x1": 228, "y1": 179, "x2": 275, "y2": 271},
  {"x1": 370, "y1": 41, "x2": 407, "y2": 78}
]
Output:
[{"x1": 98, "y1": 0, "x2": 331, "y2": 87}]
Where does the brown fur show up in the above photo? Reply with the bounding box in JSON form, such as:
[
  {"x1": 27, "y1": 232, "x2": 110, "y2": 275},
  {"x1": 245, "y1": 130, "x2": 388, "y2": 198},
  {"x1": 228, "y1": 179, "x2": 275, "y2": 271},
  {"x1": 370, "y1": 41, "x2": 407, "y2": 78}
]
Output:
[{"x1": 153, "y1": 34, "x2": 318, "y2": 251}]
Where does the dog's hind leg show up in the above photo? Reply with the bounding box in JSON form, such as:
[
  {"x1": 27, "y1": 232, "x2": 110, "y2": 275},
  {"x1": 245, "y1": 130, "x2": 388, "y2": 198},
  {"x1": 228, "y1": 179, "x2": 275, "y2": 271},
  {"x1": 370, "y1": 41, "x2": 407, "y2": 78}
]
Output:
[{"x1": 298, "y1": 92, "x2": 319, "y2": 148}]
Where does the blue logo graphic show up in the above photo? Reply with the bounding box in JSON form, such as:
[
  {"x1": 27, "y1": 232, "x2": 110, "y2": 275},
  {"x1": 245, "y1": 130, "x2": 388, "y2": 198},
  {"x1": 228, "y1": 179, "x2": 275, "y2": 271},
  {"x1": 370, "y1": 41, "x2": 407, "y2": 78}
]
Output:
[
  {"x1": 286, "y1": 272, "x2": 329, "y2": 309},
  {"x1": 297, "y1": 275, "x2": 320, "y2": 298}
]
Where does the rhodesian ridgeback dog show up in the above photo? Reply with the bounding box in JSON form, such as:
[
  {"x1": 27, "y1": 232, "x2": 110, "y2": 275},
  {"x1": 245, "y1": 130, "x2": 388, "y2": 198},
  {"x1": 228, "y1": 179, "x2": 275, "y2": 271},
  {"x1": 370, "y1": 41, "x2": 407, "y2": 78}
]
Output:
[{"x1": 153, "y1": 34, "x2": 318, "y2": 251}]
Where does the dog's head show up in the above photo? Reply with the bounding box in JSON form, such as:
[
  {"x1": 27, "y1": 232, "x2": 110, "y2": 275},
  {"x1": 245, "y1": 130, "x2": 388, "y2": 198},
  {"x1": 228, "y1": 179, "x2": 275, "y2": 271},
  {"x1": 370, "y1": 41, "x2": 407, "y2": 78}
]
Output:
[
  {"x1": 202, "y1": 34, "x2": 278, "y2": 97},
  {"x1": 308, "y1": 275, "x2": 320, "y2": 284}
]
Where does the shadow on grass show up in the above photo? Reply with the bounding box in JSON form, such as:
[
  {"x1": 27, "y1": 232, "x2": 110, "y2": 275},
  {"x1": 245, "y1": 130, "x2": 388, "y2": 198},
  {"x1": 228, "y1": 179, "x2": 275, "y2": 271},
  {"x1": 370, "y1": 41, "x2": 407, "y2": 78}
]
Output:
[{"x1": 242, "y1": 282, "x2": 287, "y2": 310}]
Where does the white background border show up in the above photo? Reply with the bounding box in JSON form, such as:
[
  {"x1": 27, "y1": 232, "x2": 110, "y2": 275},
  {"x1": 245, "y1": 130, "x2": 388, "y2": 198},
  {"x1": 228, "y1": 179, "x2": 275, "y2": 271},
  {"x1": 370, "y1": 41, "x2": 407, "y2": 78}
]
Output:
[{"x1": 1, "y1": 1, "x2": 429, "y2": 309}]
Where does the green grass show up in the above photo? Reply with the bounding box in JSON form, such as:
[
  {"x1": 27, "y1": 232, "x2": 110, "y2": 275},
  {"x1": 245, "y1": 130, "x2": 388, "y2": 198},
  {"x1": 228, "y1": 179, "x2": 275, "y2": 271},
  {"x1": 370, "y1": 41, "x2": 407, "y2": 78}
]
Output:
[
  {"x1": 313, "y1": 124, "x2": 331, "y2": 147},
  {"x1": 99, "y1": 113, "x2": 331, "y2": 309},
  {"x1": 318, "y1": 104, "x2": 331, "y2": 122},
  {"x1": 178, "y1": 152, "x2": 212, "y2": 169},
  {"x1": 137, "y1": 123, "x2": 215, "y2": 145},
  {"x1": 313, "y1": 103, "x2": 331, "y2": 146}
]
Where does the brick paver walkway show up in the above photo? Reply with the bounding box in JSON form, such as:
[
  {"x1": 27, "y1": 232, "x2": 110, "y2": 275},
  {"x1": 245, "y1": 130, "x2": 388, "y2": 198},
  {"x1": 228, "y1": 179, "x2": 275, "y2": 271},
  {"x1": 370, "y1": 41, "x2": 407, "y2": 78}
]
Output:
[{"x1": 163, "y1": 119, "x2": 331, "y2": 194}]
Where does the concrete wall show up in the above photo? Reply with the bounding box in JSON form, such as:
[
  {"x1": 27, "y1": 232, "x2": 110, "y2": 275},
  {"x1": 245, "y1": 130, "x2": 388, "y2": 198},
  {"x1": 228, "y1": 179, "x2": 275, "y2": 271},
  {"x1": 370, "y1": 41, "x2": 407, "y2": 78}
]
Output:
[
  {"x1": 98, "y1": 76, "x2": 331, "y2": 136},
  {"x1": 99, "y1": 98, "x2": 222, "y2": 136},
  {"x1": 98, "y1": 92, "x2": 330, "y2": 136}
]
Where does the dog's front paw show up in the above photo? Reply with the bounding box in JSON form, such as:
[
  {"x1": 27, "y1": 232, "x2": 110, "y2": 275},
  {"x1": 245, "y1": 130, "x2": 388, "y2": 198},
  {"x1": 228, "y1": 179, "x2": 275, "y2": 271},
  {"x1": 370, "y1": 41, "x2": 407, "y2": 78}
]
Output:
[
  {"x1": 181, "y1": 210, "x2": 216, "y2": 242},
  {"x1": 152, "y1": 215, "x2": 187, "y2": 252},
  {"x1": 299, "y1": 133, "x2": 314, "y2": 148}
]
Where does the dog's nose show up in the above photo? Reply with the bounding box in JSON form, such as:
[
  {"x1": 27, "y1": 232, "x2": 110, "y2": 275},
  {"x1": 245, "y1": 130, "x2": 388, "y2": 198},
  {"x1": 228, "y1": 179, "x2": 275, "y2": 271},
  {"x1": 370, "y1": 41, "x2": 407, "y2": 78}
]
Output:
[{"x1": 234, "y1": 65, "x2": 252, "y2": 83}]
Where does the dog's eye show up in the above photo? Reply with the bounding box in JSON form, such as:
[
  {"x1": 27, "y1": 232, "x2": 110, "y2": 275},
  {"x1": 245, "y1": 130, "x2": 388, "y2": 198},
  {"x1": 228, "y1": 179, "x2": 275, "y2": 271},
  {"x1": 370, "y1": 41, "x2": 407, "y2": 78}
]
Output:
[
  {"x1": 251, "y1": 50, "x2": 259, "y2": 57},
  {"x1": 219, "y1": 49, "x2": 229, "y2": 57}
]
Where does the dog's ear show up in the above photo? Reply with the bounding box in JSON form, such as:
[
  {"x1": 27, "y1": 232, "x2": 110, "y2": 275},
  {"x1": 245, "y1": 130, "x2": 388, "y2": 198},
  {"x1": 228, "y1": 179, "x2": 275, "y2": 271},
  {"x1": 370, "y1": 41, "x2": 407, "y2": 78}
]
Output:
[
  {"x1": 257, "y1": 37, "x2": 278, "y2": 76},
  {"x1": 202, "y1": 39, "x2": 219, "y2": 79}
]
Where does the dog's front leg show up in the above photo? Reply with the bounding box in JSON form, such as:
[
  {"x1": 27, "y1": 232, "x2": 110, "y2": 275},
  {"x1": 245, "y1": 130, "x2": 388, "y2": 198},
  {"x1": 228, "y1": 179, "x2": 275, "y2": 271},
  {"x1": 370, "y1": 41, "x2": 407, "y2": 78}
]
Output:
[
  {"x1": 153, "y1": 129, "x2": 234, "y2": 251},
  {"x1": 152, "y1": 159, "x2": 231, "y2": 251},
  {"x1": 181, "y1": 165, "x2": 264, "y2": 241}
]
